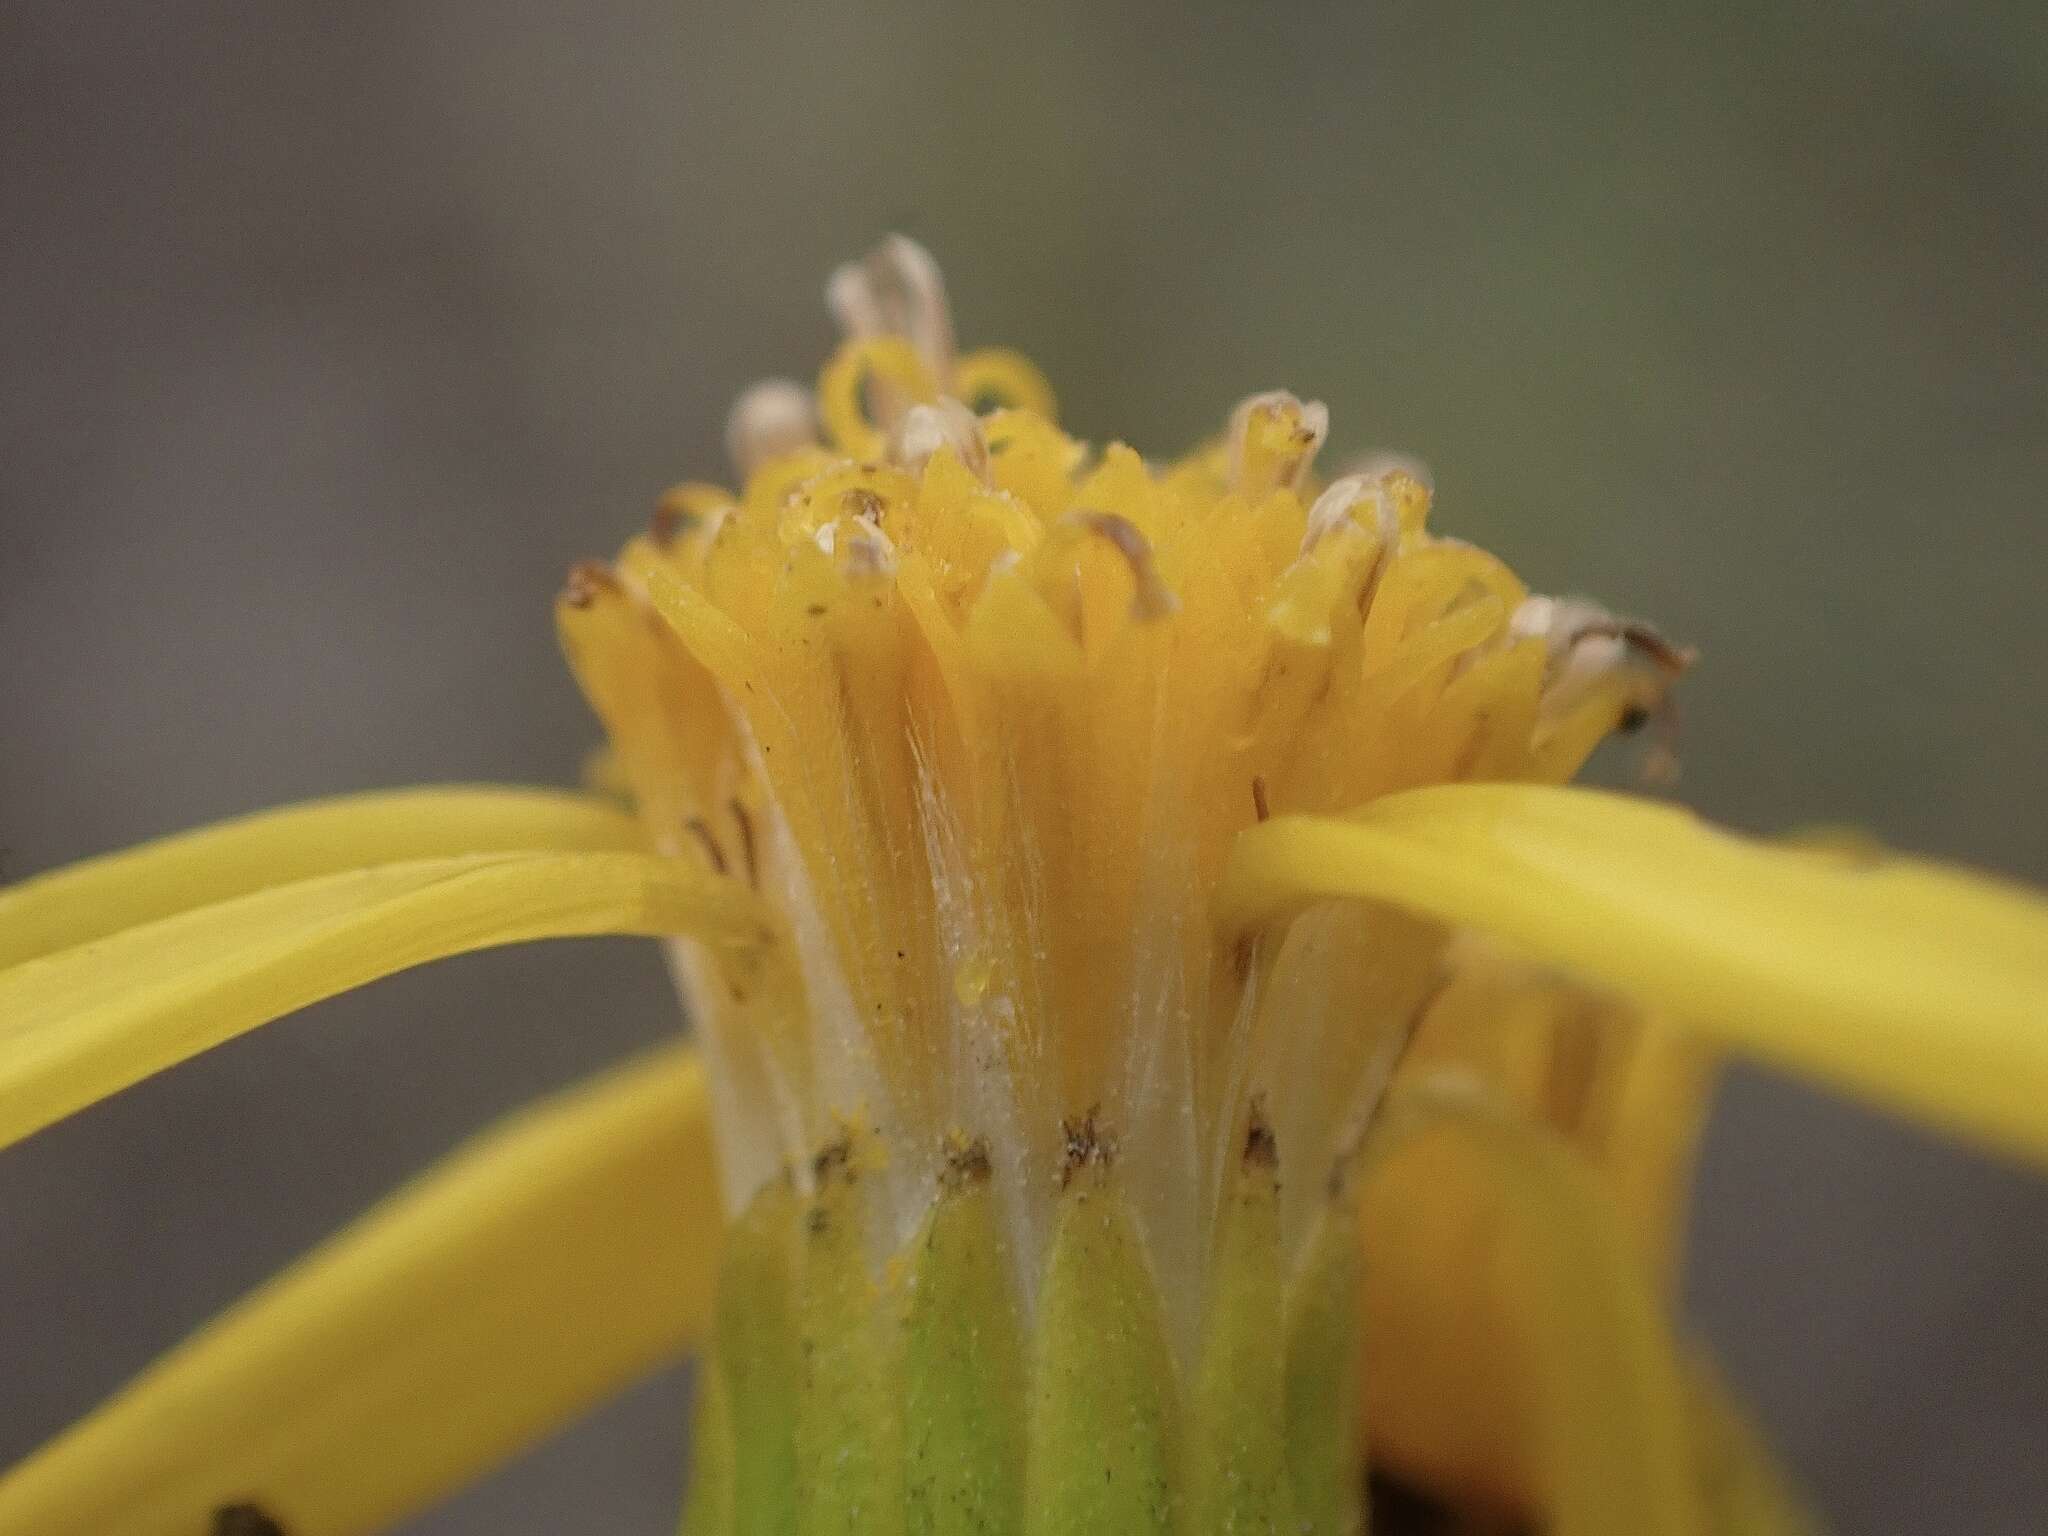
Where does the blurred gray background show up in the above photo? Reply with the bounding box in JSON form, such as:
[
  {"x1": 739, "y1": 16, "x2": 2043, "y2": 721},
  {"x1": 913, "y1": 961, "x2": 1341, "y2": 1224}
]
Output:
[{"x1": 3, "y1": 2, "x2": 2045, "y2": 1531}]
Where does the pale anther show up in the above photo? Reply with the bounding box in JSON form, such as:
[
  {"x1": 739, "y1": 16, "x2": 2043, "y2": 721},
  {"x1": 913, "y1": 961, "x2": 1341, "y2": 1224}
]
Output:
[
  {"x1": 826, "y1": 234, "x2": 958, "y2": 388},
  {"x1": 1302, "y1": 473, "x2": 1402, "y2": 553},
  {"x1": 725, "y1": 378, "x2": 820, "y2": 478}
]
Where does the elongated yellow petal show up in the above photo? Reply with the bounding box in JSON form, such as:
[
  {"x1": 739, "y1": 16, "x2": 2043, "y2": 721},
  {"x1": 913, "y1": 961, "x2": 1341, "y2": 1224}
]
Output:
[
  {"x1": 1364, "y1": 1080, "x2": 1699, "y2": 1536},
  {"x1": 1684, "y1": 1360, "x2": 1821, "y2": 1536},
  {"x1": 0, "y1": 785, "x2": 646, "y2": 970},
  {"x1": 0, "y1": 1044, "x2": 719, "y2": 1536},
  {"x1": 1222, "y1": 784, "x2": 2048, "y2": 1164},
  {"x1": 0, "y1": 851, "x2": 766, "y2": 1149}
]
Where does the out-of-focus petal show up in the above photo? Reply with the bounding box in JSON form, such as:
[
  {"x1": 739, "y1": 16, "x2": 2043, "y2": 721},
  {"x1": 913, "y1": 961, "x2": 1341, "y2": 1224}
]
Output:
[
  {"x1": 1359, "y1": 1081, "x2": 1698, "y2": 1533},
  {"x1": 0, "y1": 1045, "x2": 718, "y2": 1536}
]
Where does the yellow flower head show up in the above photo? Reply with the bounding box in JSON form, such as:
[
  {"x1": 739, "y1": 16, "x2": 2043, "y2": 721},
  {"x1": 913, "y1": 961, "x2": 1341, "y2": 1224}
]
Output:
[
  {"x1": 6, "y1": 235, "x2": 2047, "y2": 1536},
  {"x1": 558, "y1": 236, "x2": 1684, "y2": 1248}
]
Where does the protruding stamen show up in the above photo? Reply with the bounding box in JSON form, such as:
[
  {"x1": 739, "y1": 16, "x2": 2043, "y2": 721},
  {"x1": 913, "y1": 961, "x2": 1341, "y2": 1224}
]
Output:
[
  {"x1": 1339, "y1": 449, "x2": 1434, "y2": 497},
  {"x1": 1513, "y1": 597, "x2": 1694, "y2": 714},
  {"x1": 818, "y1": 336, "x2": 940, "y2": 455},
  {"x1": 1228, "y1": 390, "x2": 1329, "y2": 497},
  {"x1": 827, "y1": 234, "x2": 958, "y2": 390},
  {"x1": 726, "y1": 378, "x2": 820, "y2": 478},
  {"x1": 1334, "y1": 451, "x2": 1435, "y2": 538},
  {"x1": 1510, "y1": 596, "x2": 1694, "y2": 783},
  {"x1": 1302, "y1": 473, "x2": 1401, "y2": 553}
]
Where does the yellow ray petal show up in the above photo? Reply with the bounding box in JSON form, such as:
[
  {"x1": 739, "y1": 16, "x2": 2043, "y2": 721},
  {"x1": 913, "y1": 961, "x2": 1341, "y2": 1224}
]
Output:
[
  {"x1": 0, "y1": 851, "x2": 767, "y2": 1149},
  {"x1": 1361, "y1": 955, "x2": 1722, "y2": 1512},
  {"x1": 0, "y1": 785, "x2": 647, "y2": 970},
  {"x1": 1222, "y1": 783, "x2": 2048, "y2": 1164},
  {"x1": 1683, "y1": 1360, "x2": 1822, "y2": 1536},
  {"x1": 1398, "y1": 946, "x2": 1718, "y2": 1291},
  {"x1": 0, "y1": 1044, "x2": 719, "y2": 1536},
  {"x1": 1363, "y1": 1079, "x2": 1700, "y2": 1536}
]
